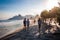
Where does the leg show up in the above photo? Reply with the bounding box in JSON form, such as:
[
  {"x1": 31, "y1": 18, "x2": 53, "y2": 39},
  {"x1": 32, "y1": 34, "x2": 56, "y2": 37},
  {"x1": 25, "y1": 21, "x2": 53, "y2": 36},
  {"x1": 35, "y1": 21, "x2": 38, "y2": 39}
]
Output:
[
  {"x1": 27, "y1": 25, "x2": 29, "y2": 31},
  {"x1": 38, "y1": 25, "x2": 41, "y2": 33},
  {"x1": 24, "y1": 24, "x2": 26, "y2": 30}
]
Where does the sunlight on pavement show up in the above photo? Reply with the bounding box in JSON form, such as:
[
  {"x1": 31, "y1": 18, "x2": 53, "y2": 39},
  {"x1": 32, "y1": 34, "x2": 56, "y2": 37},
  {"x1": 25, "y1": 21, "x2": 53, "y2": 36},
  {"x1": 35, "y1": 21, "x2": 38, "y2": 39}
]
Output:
[{"x1": 35, "y1": 32, "x2": 40, "y2": 37}]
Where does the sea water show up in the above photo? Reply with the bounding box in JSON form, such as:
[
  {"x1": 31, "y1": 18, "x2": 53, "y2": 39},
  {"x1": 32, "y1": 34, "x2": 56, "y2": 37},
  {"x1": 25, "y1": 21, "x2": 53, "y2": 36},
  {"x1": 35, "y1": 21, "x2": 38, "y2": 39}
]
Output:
[{"x1": 0, "y1": 20, "x2": 23, "y2": 38}]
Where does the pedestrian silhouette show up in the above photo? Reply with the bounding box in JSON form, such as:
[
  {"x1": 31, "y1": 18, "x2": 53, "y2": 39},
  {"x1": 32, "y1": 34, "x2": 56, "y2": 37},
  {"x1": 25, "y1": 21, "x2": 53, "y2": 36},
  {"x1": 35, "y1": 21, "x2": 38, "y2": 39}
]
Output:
[
  {"x1": 38, "y1": 18, "x2": 42, "y2": 33},
  {"x1": 26, "y1": 19, "x2": 30, "y2": 30},
  {"x1": 23, "y1": 18, "x2": 27, "y2": 29},
  {"x1": 34, "y1": 19, "x2": 36, "y2": 24}
]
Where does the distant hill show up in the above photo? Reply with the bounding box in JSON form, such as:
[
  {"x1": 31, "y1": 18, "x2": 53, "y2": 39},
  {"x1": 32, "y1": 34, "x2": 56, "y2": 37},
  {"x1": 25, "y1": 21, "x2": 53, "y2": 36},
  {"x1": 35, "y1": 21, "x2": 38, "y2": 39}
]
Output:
[
  {"x1": 24, "y1": 15, "x2": 34, "y2": 19},
  {"x1": 8, "y1": 14, "x2": 24, "y2": 20},
  {"x1": 0, "y1": 15, "x2": 34, "y2": 22},
  {"x1": 8, "y1": 15, "x2": 34, "y2": 20}
]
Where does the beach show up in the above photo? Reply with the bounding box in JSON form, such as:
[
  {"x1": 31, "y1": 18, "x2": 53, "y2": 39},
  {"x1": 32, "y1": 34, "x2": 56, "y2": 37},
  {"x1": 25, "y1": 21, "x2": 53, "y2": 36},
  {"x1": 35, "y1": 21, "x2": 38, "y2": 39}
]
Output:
[
  {"x1": 0, "y1": 20, "x2": 23, "y2": 38},
  {"x1": 0, "y1": 21, "x2": 60, "y2": 40}
]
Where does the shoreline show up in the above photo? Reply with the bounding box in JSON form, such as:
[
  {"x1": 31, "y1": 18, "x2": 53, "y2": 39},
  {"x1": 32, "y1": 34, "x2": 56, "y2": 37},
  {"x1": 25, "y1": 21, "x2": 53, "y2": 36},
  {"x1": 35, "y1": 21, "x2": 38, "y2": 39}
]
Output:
[
  {"x1": 0, "y1": 25, "x2": 24, "y2": 39},
  {"x1": 0, "y1": 23, "x2": 60, "y2": 40},
  {"x1": 0, "y1": 24, "x2": 36, "y2": 40}
]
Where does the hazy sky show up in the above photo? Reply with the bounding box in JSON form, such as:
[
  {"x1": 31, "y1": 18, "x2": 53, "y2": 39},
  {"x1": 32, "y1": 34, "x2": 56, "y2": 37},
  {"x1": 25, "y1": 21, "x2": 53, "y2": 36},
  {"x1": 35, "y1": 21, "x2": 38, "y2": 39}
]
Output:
[{"x1": 0, "y1": 0, "x2": 59, "y2": 20}]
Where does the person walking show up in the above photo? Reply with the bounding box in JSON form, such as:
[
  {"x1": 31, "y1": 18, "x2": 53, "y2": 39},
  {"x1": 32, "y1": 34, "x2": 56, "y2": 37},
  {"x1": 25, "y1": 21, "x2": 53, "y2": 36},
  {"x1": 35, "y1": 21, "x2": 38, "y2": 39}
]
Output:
[
  {"x1": 26, "y1": 19, "x2": 30, "y2": 30},
  {"x1": 23, "y1": 18, "x2": 27, "y2": 29},
  {"x1": 38, "y1": 18, "x2": 42, "y2": 33},
  {"x1": 34, "y1": 19, "x2": 36, "y2": 24}
]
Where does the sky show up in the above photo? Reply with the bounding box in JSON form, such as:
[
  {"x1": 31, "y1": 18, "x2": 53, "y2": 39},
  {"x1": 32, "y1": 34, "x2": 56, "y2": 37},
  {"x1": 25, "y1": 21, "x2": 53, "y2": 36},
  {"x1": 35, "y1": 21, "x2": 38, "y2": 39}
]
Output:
[{"x1": 0, "y1": 0, "x2": 59, "y2": 20}]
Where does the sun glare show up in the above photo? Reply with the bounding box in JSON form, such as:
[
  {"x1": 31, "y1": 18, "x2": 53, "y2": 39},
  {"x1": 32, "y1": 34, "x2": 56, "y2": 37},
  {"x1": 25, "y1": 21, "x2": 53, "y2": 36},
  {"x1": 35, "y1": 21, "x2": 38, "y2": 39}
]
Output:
[{"x1": 46, "y1": 0, "x2": 58, "y2": 10}]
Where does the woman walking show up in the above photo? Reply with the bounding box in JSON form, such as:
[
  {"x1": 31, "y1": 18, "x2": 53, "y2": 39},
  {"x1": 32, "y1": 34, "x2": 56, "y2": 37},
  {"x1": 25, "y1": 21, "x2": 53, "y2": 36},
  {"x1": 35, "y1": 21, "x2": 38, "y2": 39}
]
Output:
[
  {"x1": 38, "y1": 18, "x2": 42, "y2": 33},
  {"x1": 23, "y1": 18, "x2": 27, "y2": 29},
  {"x1": 26, "y1": 19, "x2": 30, "y2": 30}
]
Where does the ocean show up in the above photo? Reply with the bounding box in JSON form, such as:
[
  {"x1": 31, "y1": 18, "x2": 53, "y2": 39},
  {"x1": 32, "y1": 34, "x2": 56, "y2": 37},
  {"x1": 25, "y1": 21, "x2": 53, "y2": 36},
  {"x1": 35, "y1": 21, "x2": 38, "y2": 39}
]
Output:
[{"x1": 0, "y1": 20, "x2": 23, "y2": 38}]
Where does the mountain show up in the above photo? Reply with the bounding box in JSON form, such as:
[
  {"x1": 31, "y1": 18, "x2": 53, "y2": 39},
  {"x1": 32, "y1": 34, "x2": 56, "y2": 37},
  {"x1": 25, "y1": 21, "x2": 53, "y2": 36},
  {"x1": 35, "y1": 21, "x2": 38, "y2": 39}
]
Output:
[
  {"x1": 8, "y1": 14, "x2": 24, "y2": 20},
  {"x1": 24, "y1": 15, "x2": 34, "y2": 19},
  {"x1": 0, "y1": 15, "x2": 34, "y2": 22}
]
